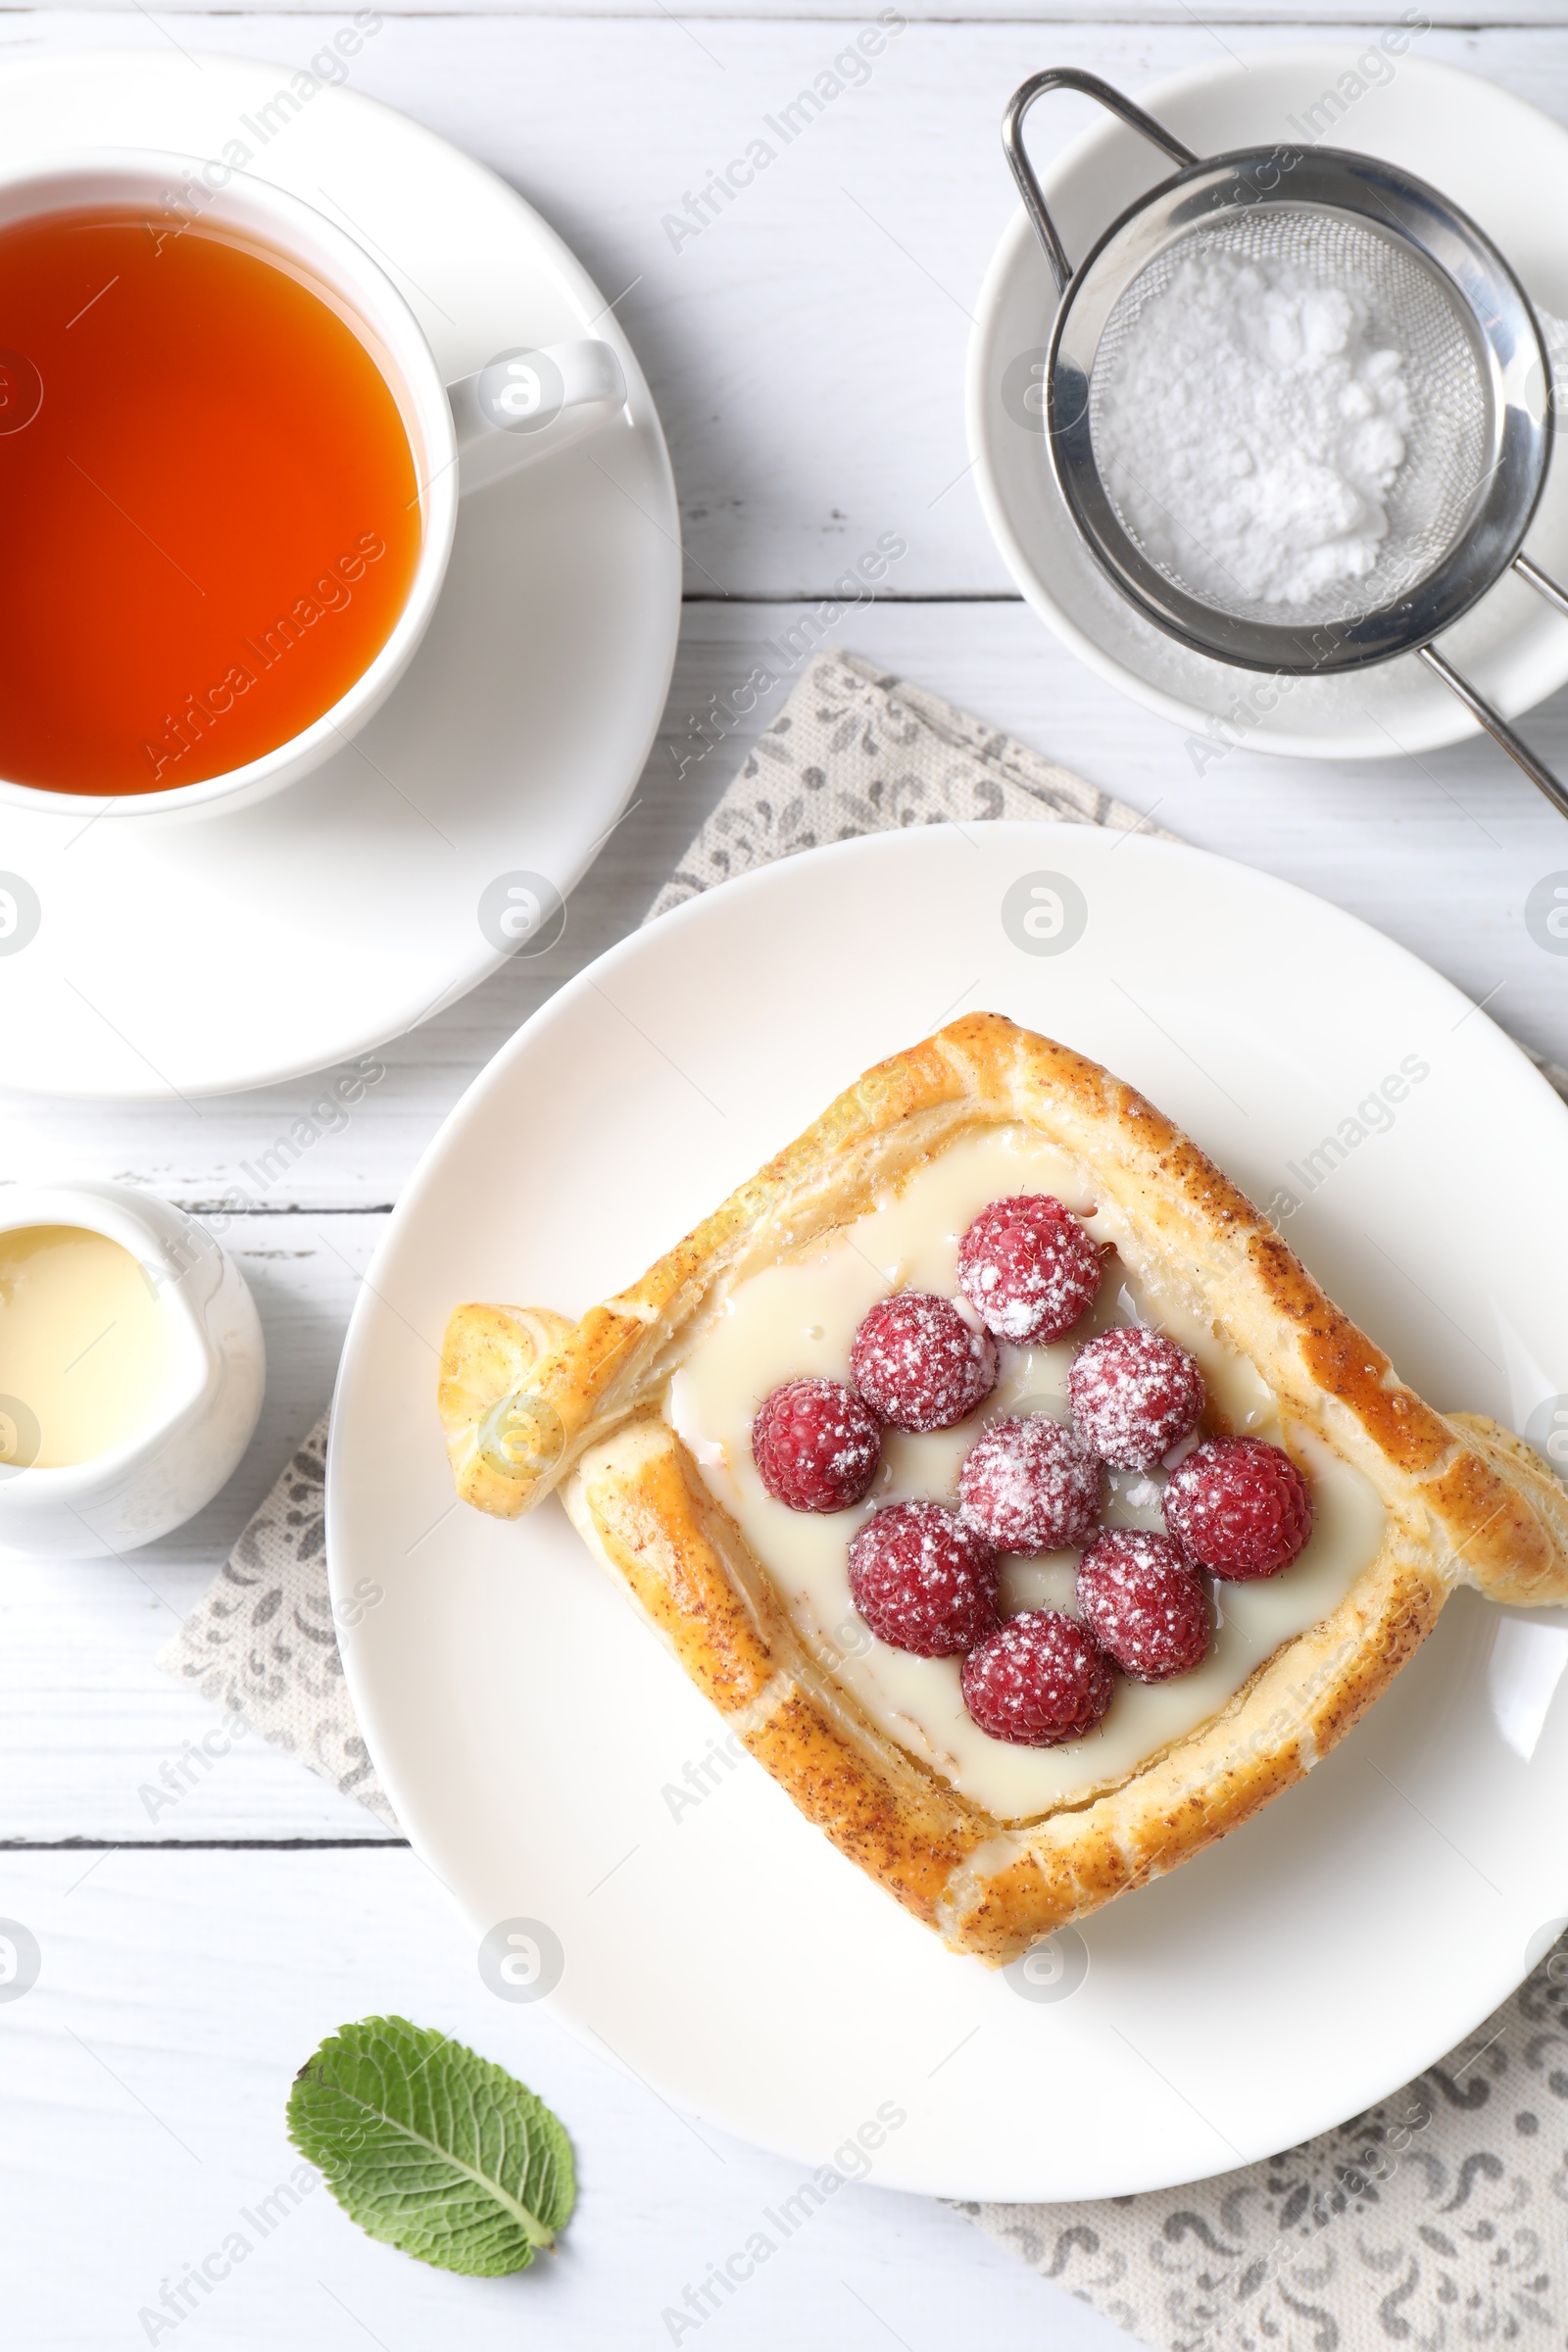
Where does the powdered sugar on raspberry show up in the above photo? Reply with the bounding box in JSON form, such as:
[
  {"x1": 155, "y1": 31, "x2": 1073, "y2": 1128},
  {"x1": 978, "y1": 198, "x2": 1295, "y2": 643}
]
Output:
[
  {"x1": 1068, "y1": 1324, "x2": 1205, "y2": 1470},
  {"x1": 1163, "y1": 1436, "x2": 1313, "y2": 1579},
  {"x1": 848, "y1": 1499, "x2": 999, "y2": 1656},
  {"x1": 851, "y1": 1290, "x2": 997, "y2": 1433},
  {"x1": 956, "y1": 1194, "x2": 1103, "y2": 1345},
  {"x1": 958, "y1": 1414, "x2": 1101, "y2": 1554},
  {"x1": 959, "y1": 1609, "x2": 1115, "y2": 1745},
  {"x1": 1076, "y1": 1528, "x2": 1211, "y2": 1682},
  {"x1": 752, "y1": 1377, "x2": 881, "y2": 1513}
]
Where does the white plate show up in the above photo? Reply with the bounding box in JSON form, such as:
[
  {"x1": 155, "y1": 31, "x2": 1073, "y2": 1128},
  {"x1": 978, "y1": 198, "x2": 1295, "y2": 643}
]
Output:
[
  {"x1": 969, "y1": 48, "x2": 1568, "y2": 760},
  {"x1": 0, "y1": 50, "x2": 679, "y2": 1098},
  {"x1": 329, "y1": 823, "x2": 1568, "y2": 2200}
]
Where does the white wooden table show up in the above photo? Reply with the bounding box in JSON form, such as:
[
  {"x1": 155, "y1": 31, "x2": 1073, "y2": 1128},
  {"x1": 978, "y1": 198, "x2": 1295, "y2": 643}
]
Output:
[{"x1": 6, "y1": 5, "x2": 1568, "y2": 2344}]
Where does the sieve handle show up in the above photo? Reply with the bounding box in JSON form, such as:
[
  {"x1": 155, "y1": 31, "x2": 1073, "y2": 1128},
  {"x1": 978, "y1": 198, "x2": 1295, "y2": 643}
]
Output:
[
  {"x1": 1513, "y1": 550, "x2": 1568, "y2": 623},
  {"x1": 1003, "y1": 69, "x2": 1199, "y2": 295},
  {"x1": 1417, "y1": 644, "x2": 1568, "y2": 822}
]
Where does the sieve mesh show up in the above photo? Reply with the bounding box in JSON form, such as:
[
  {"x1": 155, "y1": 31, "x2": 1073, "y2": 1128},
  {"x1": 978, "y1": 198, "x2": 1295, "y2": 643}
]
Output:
[{"x1": 1084, "y1": 209, "x2": 1491, "y2": 630}]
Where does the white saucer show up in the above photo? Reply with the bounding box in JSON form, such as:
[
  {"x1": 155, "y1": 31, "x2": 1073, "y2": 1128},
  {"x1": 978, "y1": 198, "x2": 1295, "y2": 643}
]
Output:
[
  {"x1": 969, "y1": 48, "x2": 1568, "y2": 761},
  {"x1": 0, "y1": 49, "x2": 679, "y2": 1099},
  {"x1": 328, "y1": 822, "x2": 1568, "y2": 2200}
]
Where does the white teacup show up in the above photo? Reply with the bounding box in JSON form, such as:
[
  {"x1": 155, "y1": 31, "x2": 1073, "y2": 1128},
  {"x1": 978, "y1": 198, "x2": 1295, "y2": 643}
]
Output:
[{"x1": 0, "y1": 150, "x2": 628, "y2": 824}]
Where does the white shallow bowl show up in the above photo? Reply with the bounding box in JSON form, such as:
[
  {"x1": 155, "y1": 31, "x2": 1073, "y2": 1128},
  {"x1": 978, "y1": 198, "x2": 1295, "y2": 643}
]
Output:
[
  {"x1": 969, "y1": 47, "x2": 1568, "y2": 760},
  {"x1": 329, "y1": 823, "x2": 1568, "y2": 2201}
]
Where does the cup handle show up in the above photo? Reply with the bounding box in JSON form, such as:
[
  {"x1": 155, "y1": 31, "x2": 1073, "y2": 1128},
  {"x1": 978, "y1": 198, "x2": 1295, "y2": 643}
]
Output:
[{"x1": 446, "y1": 340, "x2": 628, "y2": 493}]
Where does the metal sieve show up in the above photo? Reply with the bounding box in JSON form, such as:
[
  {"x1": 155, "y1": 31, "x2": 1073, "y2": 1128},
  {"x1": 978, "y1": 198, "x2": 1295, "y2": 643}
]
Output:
[{"x1": 1003, "y1": 69, "x2": 1568, "y2": 817}]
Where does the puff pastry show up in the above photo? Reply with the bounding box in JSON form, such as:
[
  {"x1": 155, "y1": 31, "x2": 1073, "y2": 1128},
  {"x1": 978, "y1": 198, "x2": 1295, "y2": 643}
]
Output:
[{"x1": 437, "y1": 1013, "x2": 1568, "y2": 1963}]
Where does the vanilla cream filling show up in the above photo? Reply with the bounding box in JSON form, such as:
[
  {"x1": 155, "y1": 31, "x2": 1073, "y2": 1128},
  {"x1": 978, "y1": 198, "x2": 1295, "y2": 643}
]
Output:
[{"x1": 665, "y1": 1124, "x2": 1386, "y2": 1822}]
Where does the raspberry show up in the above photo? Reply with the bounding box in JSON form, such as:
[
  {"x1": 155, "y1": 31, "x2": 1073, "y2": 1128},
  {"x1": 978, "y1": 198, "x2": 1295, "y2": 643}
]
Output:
[
  {"x1": 850, "y1": 1291, "x2": 997, "y2": 1433},
  {"x1": 1076, "y1": 1530, "x2": 1211, "y2": 1682},
  {"x1": 1068, "y1": 1325, "x2": 1205, "y2": 1470},
  {"x1": 957, "y1": 1415, "x2": 1101, "y2": 1554},
  {"x1": 1162, "y1": 1437, "x2": 1313, "y2": 1579},
  {"x1": 957, "y1": 1194, "x2": 1103, "y2": 1345},
  {"x1": 848, "y1": 1501, "x2": 999, "y2": 1656},
  {"x1": 751, "y1": 1378, "x2": 881, "y2": 1513},
  {"x1": 959, "y1": 1610, "x2": 1115, "y2": 1745}
]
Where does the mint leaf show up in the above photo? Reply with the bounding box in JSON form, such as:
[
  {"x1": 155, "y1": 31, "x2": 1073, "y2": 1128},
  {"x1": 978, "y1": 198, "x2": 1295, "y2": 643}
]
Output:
[{"x1": 286, "y1": 2015, "x2": 575, "y2": 2276}]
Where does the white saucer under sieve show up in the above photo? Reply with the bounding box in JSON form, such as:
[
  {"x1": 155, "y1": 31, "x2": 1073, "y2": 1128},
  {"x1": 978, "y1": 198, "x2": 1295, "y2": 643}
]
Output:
[{"x1": 1003, "y1": 69, "x2": 1568, "y2": 817}]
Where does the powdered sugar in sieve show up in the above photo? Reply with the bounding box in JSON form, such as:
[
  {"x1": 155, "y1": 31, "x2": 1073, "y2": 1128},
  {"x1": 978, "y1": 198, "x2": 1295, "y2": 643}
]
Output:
[{"x1": 1087, "y1": 213, "x2": 1490, "y2": 628}]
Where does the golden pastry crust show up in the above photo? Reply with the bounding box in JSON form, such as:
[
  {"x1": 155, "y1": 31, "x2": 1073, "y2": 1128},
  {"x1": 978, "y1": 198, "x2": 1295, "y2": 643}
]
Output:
[{"x1": 438, "y1": 1013, "x2": 1568, "y2": 1962}]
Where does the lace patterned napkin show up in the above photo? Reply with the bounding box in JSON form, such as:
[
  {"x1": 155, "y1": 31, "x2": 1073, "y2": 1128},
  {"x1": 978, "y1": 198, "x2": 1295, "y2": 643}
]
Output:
[
  {"x1": 158, "y1": 1410, "x2": 393, "y2": 1821},
  {"x1": 159, "y1": 649, "x2": 1568, "y2": 2348}
]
